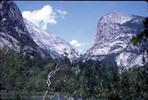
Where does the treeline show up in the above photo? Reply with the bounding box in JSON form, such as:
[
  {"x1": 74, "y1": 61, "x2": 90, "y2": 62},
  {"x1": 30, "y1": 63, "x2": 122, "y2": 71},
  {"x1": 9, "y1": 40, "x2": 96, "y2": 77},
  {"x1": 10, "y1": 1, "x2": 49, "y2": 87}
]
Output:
[
  {"x1": 0, "y1": 47, "x2": 148, "y2": 99},
  {"x1": 64, "y1": 60, "x2": 148, "y2": 99},
  {"x1": 0, "y1": 47, "x2": 54, "y2": 99}
]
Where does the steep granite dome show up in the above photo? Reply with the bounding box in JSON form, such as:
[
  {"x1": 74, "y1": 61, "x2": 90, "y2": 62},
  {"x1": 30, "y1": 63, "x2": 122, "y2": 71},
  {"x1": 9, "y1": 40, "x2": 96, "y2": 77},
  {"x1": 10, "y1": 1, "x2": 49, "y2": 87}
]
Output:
[
  {"x1": 24, "y1": 19, "x2": 78, "y2": 60},
  {"x1": 1, "y1": 1, "x2": 147, "y2": 65},
  {"x1": 85, "y1": 12, "x2": 148, "y2": 67},
  {"x1": 0, "y1": 0, "x2": 46, "y2": 58}
]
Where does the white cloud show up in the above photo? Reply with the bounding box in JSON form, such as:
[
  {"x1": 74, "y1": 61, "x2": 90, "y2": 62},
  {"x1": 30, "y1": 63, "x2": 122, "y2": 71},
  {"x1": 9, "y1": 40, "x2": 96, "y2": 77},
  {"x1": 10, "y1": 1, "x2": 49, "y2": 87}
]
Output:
[
  {"x1": 22, "y1": 5, "x2": 67, "y2": 29},
  {"x1": 70, "y1": 39, "x2": 85, "y2": 48},
  {"x1": 57, "y1": 10, "x2": 67, "y2": 19}
]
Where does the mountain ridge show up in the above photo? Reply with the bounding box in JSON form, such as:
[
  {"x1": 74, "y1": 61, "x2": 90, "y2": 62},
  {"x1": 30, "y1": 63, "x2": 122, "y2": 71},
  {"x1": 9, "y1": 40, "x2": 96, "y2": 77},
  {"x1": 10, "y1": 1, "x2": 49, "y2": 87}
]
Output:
[
  {"x1": 0, "y1": 0, "x2": 147, "y2": 67},
  {"x1": 85, "y1": 12, "x2": 148, "y2": 67},
  {"x1": 0, "y1": 0, "x2": 78, "y2": 61},
  {"x1": 24, "y1": 18, "x2": 78, "y2": 60},
  {"x1": 0, "y1": 0, "x2": 47, "y2": 59}
]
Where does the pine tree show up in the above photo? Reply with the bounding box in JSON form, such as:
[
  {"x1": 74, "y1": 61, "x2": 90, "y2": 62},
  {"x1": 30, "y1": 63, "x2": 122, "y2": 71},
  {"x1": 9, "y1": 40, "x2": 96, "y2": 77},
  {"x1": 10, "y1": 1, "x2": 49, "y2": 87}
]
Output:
[{"x1": 131, "y1": 17, "x2": 148, "y2": 63}]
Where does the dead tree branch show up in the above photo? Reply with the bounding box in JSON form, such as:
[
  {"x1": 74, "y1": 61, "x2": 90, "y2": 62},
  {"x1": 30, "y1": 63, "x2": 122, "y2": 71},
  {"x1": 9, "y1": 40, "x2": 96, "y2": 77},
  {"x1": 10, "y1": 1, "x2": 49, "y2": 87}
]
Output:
[{"x1": 42, "y1": 62, "x2": 69, "y2": 100}]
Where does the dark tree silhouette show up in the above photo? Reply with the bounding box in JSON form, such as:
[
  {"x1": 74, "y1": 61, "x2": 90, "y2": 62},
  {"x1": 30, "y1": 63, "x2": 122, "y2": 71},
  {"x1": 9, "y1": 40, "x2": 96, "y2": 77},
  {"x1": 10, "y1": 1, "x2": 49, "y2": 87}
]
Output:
[{"x1": 131, "y1": 17, "x2": 148, "y2": 63}]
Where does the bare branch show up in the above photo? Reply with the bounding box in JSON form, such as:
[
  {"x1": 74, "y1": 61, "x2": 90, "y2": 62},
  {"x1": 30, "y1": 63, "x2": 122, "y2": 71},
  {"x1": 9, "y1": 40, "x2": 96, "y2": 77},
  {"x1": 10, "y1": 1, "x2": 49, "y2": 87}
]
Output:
[{"x1": 42, "y1": 62, "x2": 69, "y2": 100}]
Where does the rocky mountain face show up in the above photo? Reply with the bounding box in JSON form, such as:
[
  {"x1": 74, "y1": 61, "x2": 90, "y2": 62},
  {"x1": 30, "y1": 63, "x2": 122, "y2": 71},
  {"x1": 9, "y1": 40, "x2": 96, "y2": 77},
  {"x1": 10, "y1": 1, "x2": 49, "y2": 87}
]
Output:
[
  {"x1": 0, "y1": 0, "x2": 46, "y2": 59},
  {"x1": 0, "y1": 0, "x2": 77, "y2": 60},
  {"x1": 1, "y1": 1, "x2": 147, "y2": 67},
  {"x1": 85, "y1": 12, "x2": 148, "y2": 67},
  {"x1": 24, "y1": 19, "x2": 78, "y2": 60}
]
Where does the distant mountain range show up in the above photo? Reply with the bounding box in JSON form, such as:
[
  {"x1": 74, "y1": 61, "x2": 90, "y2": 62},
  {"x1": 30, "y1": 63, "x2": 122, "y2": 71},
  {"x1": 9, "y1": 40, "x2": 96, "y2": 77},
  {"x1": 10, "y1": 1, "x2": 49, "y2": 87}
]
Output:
[{"x1": 0, "y1": 1, "x2": 147, "y2": 67}]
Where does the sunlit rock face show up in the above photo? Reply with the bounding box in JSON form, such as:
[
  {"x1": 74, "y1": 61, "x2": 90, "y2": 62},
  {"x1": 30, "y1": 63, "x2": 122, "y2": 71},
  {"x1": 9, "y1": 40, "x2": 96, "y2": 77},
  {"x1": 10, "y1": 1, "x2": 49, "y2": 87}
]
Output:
[
  {"x1": 24, "y1": 19, "x2": 78, "y2": 60},
  {"x1": 85, "y1": 12, "x2": 147, "y2": 67},
  {"x1": 0, "y1": 0, "x2": 46, "y2": 58},
  {"x1": 0, "y1": 1, "x2": 78, "y2": 60}
]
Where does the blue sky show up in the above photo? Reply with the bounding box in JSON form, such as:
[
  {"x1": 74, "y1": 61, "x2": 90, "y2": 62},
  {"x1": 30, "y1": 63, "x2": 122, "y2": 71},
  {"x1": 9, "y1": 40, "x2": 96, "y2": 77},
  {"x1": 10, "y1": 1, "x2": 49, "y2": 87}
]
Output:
[{"x1": 15, "y1": 1, "x2": 148, "y2": 52}]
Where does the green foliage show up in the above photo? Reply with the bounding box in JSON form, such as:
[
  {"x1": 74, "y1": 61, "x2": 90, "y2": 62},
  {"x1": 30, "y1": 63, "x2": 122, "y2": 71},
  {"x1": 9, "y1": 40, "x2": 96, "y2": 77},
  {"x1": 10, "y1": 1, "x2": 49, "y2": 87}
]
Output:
[
  {"x1": 58, "y1": 60, "x2": 148, "y2": 99},
  {"x1": 0, "y1": 47, "x2": 25, "y2": 88},
  {"x1": 131, "y1": 35, "x2": 141, "y2": 45},
  {"x1": 131, "y1": 17, "x2": 148, "y2": 52},
  {"x1": 0, "y1": 47, "x2": 148, "y2": 99},
  {"x1": 0, "y1": 47, "x2": 54, "y2": 98}
]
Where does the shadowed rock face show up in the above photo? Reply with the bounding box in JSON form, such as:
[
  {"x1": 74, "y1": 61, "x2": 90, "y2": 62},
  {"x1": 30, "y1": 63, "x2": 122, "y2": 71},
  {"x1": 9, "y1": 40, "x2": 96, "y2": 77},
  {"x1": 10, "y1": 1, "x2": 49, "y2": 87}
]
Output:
[
  {"x1": 0, "y1": 1, "x2": 76, "y2": 60},
  {"x1": 1, "y1": 1, "x2": 147, "y2": 66},
  {"x1": 0, "y1": 0, "x2": 46, "y2": 58},
  {"x1": 85, "y1": 12, "x2": 147, "y2": 67},
  {"x1": 0, "y1": 1, "x2": 78, "y2": 60}
]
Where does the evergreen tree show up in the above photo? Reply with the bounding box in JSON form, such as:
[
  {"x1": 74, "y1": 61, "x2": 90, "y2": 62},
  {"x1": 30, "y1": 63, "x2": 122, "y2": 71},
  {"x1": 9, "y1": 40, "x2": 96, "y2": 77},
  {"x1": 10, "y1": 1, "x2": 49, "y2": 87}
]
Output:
[{"x1": 131, "y1": 17, "x2": 148, "y2": 63}]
